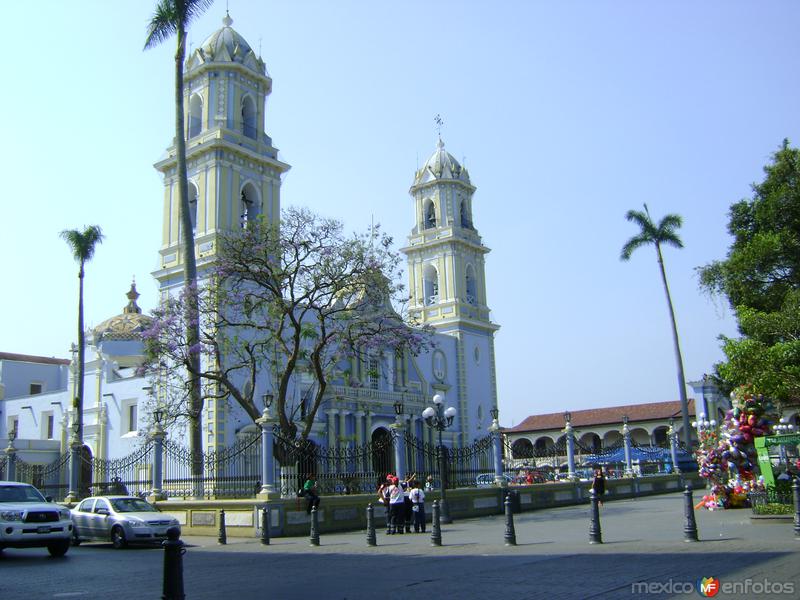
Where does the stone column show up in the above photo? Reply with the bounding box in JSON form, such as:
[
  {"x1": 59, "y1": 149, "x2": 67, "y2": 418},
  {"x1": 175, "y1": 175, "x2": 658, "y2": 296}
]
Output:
[
  {"x1": 256, "y1": 407, "x2": 279, "y2": 499},
  {"x1": 623, "y1": 422, "x2": 633, "y2": 477},
  {"x1": 65, "y1": 433, "x2": 82, "y2": 503},
  {"x1": 391, "y1": 417, "x2": 406, "y2": 481},
  {"x1": 354, "y1": 412, "x2": 365, "y2": 472},
  {"x1": 338, "y1": 409, "x2": 349, "y2": 472},
  {"x1": 326, "y1": 409, "x2": 338, "y2": 474},
  {"x1": 564, "y1": 420, "x2": 576, "y2": 480},
  {"x1": 149, "y1": 423, "x2": 166, "y2": 502},
  {"x1": 668, "y1": 423, "x2": 681, "y2": 474},
  {"x1": 489, "y1": 419, "x2": 505, "y2": 486},
  {"x1": 4, "y1": 439, "x2": 17, "y2": 481}
]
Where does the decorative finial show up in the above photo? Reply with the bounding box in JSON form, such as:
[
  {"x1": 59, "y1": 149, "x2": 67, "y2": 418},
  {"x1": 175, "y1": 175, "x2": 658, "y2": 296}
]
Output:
[
  {"x1": 223, "y1": 10, "x2": 233, "y2": 28},
  {"x1": 434, "y1": 114, "x2": 444, "y2": 144},
  {"x1": 124, "y1": 280, "x2": 142, "y2": 315}
]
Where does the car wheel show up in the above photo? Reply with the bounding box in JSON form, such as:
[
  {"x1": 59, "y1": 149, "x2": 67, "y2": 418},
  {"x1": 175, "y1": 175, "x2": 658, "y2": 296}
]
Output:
[
  {"x1": 47, "y1": 540, "x2": 70, "y2": 557},
  {"x1": 71, "y1": 528, "x2": 82, "y2": 546},
  {"x1": 111, "y1": 526, "x2": 127, "y2": 549}
]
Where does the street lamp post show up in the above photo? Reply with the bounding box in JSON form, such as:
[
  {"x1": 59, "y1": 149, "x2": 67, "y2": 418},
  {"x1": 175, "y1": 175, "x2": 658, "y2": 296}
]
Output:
[
  {"x1": 422, "y1": 394, "x2": 456, "y2": 524},
  {"x1": 622, "y1": 415, "x2": 633, "y2": 477},
  {"x1": 150, "y1": 405, "x2": 167, "y2": 501},
  {"x1": 391, "y1": 400, "x2": 407, "y2": 481}
]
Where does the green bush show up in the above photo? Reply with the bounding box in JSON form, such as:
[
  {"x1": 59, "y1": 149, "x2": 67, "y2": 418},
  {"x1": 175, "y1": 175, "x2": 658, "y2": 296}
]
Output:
[{"x1": 752, "y1": 503, "x2": 793, "y2": 516}]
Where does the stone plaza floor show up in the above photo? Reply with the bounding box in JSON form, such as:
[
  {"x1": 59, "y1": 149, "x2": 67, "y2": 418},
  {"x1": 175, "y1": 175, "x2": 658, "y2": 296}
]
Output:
[{"x1": 1, "y1": 491, "x2": 797, "y2": 599}]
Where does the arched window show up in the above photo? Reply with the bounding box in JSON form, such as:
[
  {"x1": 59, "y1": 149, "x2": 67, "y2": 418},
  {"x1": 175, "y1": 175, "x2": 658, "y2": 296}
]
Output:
[
  {"x1": 189, "y1": 94, "x2": 203, "y2": 138},
  {"x1": 240, "y1": 182, "x2": 259, "y2": 228},
  {"x1": 423, "y1": 199, "x2": 436, "y2": 229},
  {"x1": 465, "y1": 265, "x2": 477, "y2": 305},
  {"x1": 241, "y1": 95, "x2": 257, "y2": 139},
  {"x1": 423, "y1": 264, "x2": 439, "y2": 305},
  {"x1": 188, "y1": 182, "x2": 199, "y2": 232}
]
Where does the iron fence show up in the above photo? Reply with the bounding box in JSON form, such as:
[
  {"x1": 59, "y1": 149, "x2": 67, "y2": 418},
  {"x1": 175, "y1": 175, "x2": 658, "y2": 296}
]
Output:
[{"x1": 15, "y1": 452, "x2": 70, "y2": 501}]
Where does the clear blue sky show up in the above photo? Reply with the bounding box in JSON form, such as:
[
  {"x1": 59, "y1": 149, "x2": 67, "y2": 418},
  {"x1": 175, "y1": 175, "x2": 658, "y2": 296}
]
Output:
[{"x1": 2, "y1": 1, "x2": 798, "y2": 426}]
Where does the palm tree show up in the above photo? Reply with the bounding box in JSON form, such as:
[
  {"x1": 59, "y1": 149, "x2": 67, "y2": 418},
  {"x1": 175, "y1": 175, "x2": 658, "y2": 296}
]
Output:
[
  {"x1": 144, "y1": 0, "x2": 212, "y2": 489},
  {"x1": 621, "y1": 204, "x2": 692, "y2": 448},
  {"x1": 60, "y1": 225, "x2": 104, "y2": 442}
]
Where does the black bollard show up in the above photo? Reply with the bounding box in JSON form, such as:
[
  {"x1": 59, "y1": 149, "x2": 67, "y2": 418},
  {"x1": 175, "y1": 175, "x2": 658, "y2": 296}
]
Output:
[
  {"x1": 366, "y1": 503, "x2": 377, "y2": 547},
  {"x1": 309, "y1": 506, "x2": 320, "y2": 546},
  {"x1": 218, "y1": 510, "x2": 227, "y2": 545},
  {"x1": 260, "y1": 507, "x2": 270, "y2": 546},
  {"x1": 683, "y1": 484, "x2": 699, "y2": 542},
  {"x1": 589, "y1": 489, "x2": 603, "y2": 544},
  {"x1": 792, "y1": 477, "x2": 800, "y2": 539},
  {"x1": 504, "y1": 493, "x2": 517, "y2": 546},
  {"x1": 430, "y1": 500, "x2": 442, "y2": 547},
  {"x1": 162, "y1": 527, "x2": 185, "y2": 600}
]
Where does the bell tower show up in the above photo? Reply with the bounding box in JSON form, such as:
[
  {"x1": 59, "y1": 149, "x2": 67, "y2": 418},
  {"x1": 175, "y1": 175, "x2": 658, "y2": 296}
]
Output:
[
  {"x1": 152, "y1": 14, "x2": 290, "y2": 292},
  {"x1": 402, "y1": 138, "x2": 497, "y2": 335},
  {"x1": 401, "y1": 138, "x2": 500, "y2": 439}
]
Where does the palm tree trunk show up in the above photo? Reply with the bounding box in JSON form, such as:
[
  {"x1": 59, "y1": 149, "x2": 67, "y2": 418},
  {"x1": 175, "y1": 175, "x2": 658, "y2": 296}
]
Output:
[
  {"x1": 656, "y1": 244, "x2": 692, "y2": 447},
  {"x1": 76, "y1": 262, "x2": 85, "y2": 442},
  {"x1": 174, "y1": 26, "x2": 203, "y2": 490}
]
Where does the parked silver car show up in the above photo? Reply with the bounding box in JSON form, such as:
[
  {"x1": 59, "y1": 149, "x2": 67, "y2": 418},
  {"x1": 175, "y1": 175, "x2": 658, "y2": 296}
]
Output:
[
  {"x1": 0, "y1": 481, "x2": 73, "y2": 557},
  {"x1": 71, "y1": 496, "x2": 180, "y2": 549}
]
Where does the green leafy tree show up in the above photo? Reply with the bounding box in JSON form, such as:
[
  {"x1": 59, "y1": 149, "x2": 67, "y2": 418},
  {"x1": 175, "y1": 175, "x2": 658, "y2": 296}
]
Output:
[
  {"x1": 699, "y1": 140, "x2": 800, "y2": 406},
  {"x1": 60, "y1": 225, "x2": 104, "y2": 442},
  {"x1": 144, "y1": 0, "x2": 213, "y2": 483},
  {"x1": 621, "y1": 205, "x2": 692, "y2": 446}
]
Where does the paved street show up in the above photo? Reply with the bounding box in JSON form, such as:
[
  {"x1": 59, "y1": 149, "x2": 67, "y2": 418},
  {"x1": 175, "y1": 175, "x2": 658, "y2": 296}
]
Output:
[{"x1": 1, "y1": 492, "x2": 798, "y2": 600}]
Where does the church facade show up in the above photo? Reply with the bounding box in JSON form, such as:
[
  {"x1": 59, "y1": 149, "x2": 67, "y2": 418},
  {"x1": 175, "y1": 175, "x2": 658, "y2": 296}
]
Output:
[{"x1": 0, "y1": 15, "x2": 500, "y2": 468}]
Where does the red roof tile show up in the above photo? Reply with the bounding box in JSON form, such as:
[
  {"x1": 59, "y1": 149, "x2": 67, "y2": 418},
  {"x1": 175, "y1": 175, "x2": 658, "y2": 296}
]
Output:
[{"x1": 503, "y1": 399, "x2": 697, "y2": 433}]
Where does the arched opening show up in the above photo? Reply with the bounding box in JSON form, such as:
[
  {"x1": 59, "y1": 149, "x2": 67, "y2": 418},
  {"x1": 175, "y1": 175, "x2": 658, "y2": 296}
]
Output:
[
  {"x1": 460, "y1": 199, "x2": 472, "y2": 229},
  {"x1": 534, "y1": 436, "x2": 554, "y2": 454},
  {"x1": 603, "y1": 431, "x2": 623, "y2": 447},
  {"x1": 371, "y1": 427, "x2": 393, "y2": 478},
  {"x1": 241, "y1": 95, "x2": 257, "y2": 139},
  {"x1": 465, "y1": 264, "x2": 477, "y2": 305},
  {"x1": 240, "y1": 182, "x2": 259, "y2": 228},
  {"x1": 423, "y1": 199, "x2": 436, "y2": 229},
  {"x1": 652, "y1": 426, "x2": 669, "y2": 446},
  {"x1": 422, "y1": 264, "x2": 439, "y2": 305},
  {"x1": 188, "y1": 182, "x2": 199, "y2": 232},
  {"x1": 511, "y1": 438, "x2": 534, "y2": 460},
  {"x1": 630, "y1": 427, "x2": 650, "y2": 445},
  {"x1": 189, "y1": 94, "x2": 203, "y2": 138},
  {"x1": 579, "y1": 432, "x2": 602, "y2": 453}
]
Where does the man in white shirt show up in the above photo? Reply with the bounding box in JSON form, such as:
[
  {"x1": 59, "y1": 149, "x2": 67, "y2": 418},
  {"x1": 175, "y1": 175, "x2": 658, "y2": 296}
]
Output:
[{"x1": 408, "y1": 481, "x2": 426, "y2": 533}]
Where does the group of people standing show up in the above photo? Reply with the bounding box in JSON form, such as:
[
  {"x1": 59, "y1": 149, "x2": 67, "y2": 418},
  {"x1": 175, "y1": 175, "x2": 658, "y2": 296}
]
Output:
[{"x1": 377, "y1": 473, "x2": 427, "y2": 534}]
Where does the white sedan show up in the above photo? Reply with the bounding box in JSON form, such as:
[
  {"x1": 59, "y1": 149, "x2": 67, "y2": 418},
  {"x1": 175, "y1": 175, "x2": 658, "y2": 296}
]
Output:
[{"x1": 71, "y1": 496, "x2": 180, "y2": 549}]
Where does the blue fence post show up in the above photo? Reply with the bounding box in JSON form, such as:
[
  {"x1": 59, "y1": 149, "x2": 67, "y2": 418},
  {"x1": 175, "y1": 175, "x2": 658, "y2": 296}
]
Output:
[
  {"x1": 65, "y1": 432, "x2": 82, "y2": 503},
  {"x1": 391, "y1": 419, "x2": 407, "y2": 481},
  {"x1": 622, "y1": 419, "x2": 633, "y2": 477},
  {"x1": 564, "y1": 416, "x2": 576, "y2": 480},
  {"x1": 5, "y1": 438, "x2": 17, "y2": 481},
  {"x1": 256, "y1": 406, "x2": 278, "y2": 499},
  {"x1": 489, "y1": 419, "x2": 505, "y2": 486}
]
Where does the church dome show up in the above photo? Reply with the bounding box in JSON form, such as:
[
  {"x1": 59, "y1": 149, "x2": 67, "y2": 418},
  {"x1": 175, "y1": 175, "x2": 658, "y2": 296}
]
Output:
[
  {"x1": 187, "y1": 14, "x2": 266, "y2": 76},
  {"x1": 413, "y1": 138, "x2": 470, "y2": 186},
  {"x1": 93, "y1": 282, "x2": 153, "y2": 342}
]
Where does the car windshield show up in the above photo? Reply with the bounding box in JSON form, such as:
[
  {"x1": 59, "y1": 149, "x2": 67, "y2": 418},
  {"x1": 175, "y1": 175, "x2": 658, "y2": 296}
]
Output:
[
  {"x1": 110, "y1": 498, "x2": 158, "y2": 513},
  {"x1": 0, "y1": 484, "x2": 47, "y2": 503}
]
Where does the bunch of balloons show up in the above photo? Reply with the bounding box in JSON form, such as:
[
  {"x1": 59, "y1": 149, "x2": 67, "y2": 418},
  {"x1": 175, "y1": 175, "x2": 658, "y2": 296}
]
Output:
[{"x1": 695, "y1": 385, "x2": 774, "y2": 509}]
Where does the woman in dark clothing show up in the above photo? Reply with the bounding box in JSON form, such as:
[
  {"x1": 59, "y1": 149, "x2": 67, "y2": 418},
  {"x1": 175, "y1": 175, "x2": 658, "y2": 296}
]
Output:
[{"x1": 591, "y1": 467, "x2": 606, "y2": 506}]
